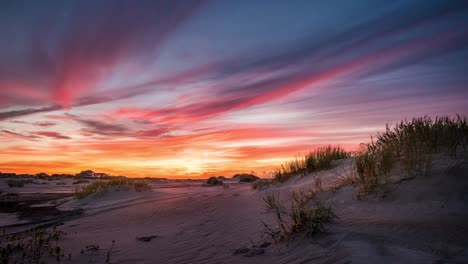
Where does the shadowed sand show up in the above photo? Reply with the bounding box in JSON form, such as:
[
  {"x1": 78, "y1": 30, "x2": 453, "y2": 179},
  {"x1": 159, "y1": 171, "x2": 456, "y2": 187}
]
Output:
[{"x1": 1, "y1": 155, "x2": 467, "y2": 263}]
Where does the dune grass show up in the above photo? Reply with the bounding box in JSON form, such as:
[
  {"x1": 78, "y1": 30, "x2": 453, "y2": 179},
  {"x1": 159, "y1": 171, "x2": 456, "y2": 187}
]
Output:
[
  {"x1": 262, "y1": 190, "x2": 336, "y2": 241},
  {"x1": 355, "y1": 115, "x2": 468, "y2": 195},
  {"x1": 273, "y1": 145, "x2": 350, "y2": 183},
  {"x1": 74, "y1": 179, "x2": 150, "y2": 199}
]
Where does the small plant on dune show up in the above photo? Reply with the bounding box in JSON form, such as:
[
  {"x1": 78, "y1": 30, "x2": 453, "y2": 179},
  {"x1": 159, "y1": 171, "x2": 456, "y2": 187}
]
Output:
[
  {"x1": 272, "y1": 145, "x2": 350, "y2": 184},
  {"x1": 355, "y1": 115, "x2": 468, "y2": 196},
  {"x1": 262, "y1": 190, "x2": 336, "y2": 242},
  {"x1": 74, "y1": 179, "x2": 150, "y2": 199}
]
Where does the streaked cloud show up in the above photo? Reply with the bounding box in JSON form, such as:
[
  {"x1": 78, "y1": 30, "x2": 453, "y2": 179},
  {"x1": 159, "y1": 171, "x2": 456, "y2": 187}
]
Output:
[{"x1": 0, "y1": 0, "x2": 467, "y2": 177}]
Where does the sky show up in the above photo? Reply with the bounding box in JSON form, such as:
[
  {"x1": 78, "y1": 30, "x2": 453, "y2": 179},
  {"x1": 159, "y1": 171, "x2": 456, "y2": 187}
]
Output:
[{"x1": 0, "y1": 0, "x2": 467, "y2": 178}]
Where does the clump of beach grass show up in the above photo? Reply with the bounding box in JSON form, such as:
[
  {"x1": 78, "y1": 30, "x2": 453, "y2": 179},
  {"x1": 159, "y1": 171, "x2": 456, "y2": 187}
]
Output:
[
  {"x1": 74, "y1": 179, "x2": 150, "y2": 199},
  {"x1": 261, "y1": 190, "x2": 336, "y2": 242},
  {"x1": 355, "y1": 115, "x2": 468, "y2": 196},
  {"x1": 273, "y1": 145, "x2": 350, "y2": 184}
]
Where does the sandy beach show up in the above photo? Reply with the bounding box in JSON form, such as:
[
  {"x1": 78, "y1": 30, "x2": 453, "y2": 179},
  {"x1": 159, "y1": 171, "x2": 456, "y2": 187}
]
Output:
[{"x1": 1, "y1": 155, "x2": 467, "y2": 264}]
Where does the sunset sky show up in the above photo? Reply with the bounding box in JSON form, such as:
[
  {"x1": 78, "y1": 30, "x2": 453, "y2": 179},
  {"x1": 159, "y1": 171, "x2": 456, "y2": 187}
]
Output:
[{"x1": 0, "y1": 0, "x2": 467, "y2": 178}]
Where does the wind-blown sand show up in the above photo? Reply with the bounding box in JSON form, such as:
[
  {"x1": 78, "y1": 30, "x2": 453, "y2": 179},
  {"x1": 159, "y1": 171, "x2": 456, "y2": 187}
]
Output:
[{"x1": 1, "y1": 156, "x2": 467, "y2": 263}]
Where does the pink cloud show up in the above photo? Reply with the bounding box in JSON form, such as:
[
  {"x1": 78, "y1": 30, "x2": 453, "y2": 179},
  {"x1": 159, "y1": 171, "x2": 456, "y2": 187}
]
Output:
[{"x1": 34, "y1": 131, "x2": 71, "y2": 140}]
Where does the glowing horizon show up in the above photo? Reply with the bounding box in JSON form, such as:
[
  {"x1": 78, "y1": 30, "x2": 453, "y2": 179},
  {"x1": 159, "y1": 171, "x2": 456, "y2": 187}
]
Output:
[{"x1": 0, "y1": 1, "x2": 467, "y2": 178}]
